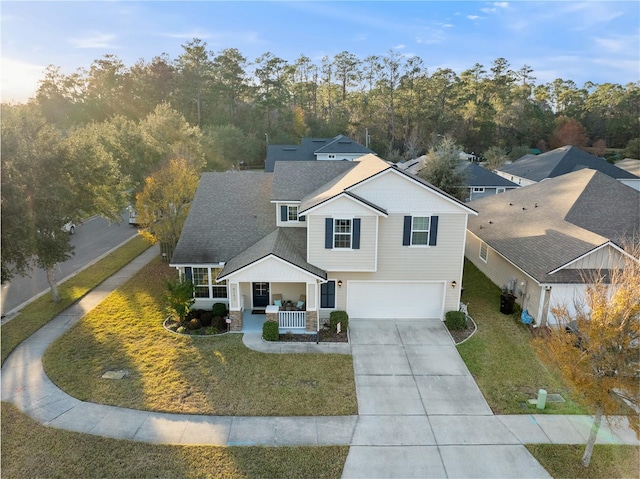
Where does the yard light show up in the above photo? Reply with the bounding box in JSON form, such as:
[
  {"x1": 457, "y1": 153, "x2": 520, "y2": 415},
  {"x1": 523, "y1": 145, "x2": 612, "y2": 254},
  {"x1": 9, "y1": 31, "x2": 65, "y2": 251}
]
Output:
[{"x1": 337, "y1": 280, "x2": 343, "y2": 288}]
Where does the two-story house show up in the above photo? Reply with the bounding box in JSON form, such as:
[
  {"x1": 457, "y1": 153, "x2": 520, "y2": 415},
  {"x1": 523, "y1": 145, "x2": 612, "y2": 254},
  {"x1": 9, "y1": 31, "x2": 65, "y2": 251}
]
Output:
[{"x1": 171, "y1": 154, "x2": 476, "y2": 332}]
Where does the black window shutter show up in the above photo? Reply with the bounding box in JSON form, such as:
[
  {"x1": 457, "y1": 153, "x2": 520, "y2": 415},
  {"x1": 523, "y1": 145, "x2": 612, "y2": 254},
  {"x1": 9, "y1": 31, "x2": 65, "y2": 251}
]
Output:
[
  {"x1": 429, "y1": 216, "x2": 439, "y2": 246},
  {"x1": 402, "y1": 216, "x2": 412, "y2": 246},
  {"x1": 325, "y1": 218, "x2": 333, "y2": 249},
  {"x1": 184, "y1": 267, "x2": 192, "y2": 281},
  {"x1": 280, "y1": 205, "x2": 288, "y2": 222},
  {"x1": 352, "y1": 218, "x2": 361, "y2": 249}
]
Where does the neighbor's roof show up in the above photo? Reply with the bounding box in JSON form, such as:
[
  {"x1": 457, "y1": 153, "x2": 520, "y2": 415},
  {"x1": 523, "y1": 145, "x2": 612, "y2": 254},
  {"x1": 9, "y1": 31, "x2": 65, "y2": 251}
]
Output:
[
  {"x1": 458, "y1": 162, "x2": 519, "y2": 188},
  {"x1": 265, "y1": 134, "x2": 373, "y2": 172},
  {"x1": 171, "y1": 171, "x2": 276, "y2": 265},
  {"x1": 467, "y1": 169, "x2": 640, "y2": 284},
  {"x1": 498, "y1": 145, "x2": 638, "y2": 182}
]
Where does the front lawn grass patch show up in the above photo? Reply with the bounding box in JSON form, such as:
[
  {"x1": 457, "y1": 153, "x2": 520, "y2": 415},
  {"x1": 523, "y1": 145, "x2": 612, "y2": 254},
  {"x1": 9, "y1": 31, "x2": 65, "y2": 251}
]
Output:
[
  {"x1": 1, "y1": 235, "x2": 150, "y2": 364},
  {"x1": 526, "y1": 443, "x2": 639, "y2": 479},
  {"x1": 43, "y1": 259, "x2": 357, "y2": 416},
  {"x1": 1, "y1": 402, "x2": 348, "y2": 479},
  {"x1": 458, "y1": 259, "x2": 585, "y2": 414}
]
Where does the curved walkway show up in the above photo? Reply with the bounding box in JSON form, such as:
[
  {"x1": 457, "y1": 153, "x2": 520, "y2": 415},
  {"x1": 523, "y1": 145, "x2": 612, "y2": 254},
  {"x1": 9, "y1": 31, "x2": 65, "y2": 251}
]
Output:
[{"x1": 2, "y1": 246, "x2": 638, "y2": 478}]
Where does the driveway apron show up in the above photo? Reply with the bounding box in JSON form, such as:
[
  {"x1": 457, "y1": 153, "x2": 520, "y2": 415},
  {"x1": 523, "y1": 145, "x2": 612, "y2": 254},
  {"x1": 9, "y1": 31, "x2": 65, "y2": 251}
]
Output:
[{"x1": 342, "y1": 318, "x2": 551, "y2": 479}]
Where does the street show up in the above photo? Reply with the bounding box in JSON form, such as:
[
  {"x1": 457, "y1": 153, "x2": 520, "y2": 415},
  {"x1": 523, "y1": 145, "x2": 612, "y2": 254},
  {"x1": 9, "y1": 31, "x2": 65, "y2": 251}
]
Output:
[{"x1": 1, "y1": 211, "x2": 139, "y2": 317}]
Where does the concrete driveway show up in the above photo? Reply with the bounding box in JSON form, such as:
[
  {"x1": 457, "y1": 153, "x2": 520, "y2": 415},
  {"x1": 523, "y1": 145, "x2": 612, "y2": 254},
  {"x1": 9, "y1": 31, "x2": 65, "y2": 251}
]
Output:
[{"x1": 342, "y1": 318, "x2": 551, "y2": 479}]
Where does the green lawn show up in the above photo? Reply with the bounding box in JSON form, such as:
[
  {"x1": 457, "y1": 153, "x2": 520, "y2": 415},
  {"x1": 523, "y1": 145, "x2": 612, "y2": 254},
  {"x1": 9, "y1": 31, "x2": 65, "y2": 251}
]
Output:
[
  {"x1": 1, "y1": 235, "x2": 151, "y2": 364},
  {"x1": 43, "y1": 259, "x2": 357, "y2": 416},
  {"x1": 526, "y1": 444, "x2": 639, "y2": 479},
  {"x1": 1, "y1": 402, "x2": 348, "y2": 479},
  {"x1": 458, "y1": 259, "x2": 585, "y2": 415}
]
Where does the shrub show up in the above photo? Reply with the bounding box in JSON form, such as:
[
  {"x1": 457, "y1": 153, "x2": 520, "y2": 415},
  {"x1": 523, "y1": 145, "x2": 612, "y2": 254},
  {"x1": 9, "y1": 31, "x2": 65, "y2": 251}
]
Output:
[
  {"x1": 212, "y1": 302, "x2": 227, "y2": 318},
  {"x1": 200, "y1": 311, "x2": 213, "y2": 327},
  {"x1": 212, "y1": 316, "x2": 226, "y2": 331},
  {"x1": 176, "y1": 326, "x2": 187, "y2": 334},
  {"x1": 445, "y1": 310, "x2": 466, "y2": 330},
  {"x1": 186, "y1": 309, "x2": 204, "y2": 321},
  {"x1": 205, "y1": 326, "x2": 219, "y2": 335},
  {"x1": 187, "y1": 318, "x2": 201, "y2": 330},
  {"x1": 329, "y1": 311, "x2": 349, "y2": 332},
  {"x1": 166, "y1": 279, "x2": 195, "y2": 321},
  {"x1": 263, "y1": 321, "x2": 279, "y2": 341}
]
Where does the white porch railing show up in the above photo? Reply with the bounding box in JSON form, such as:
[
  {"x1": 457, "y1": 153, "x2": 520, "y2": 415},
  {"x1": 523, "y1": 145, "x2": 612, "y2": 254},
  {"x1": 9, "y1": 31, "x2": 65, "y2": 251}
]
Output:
[{"x1": 278, "y1": 310, "x2": 306, "y2": 329}]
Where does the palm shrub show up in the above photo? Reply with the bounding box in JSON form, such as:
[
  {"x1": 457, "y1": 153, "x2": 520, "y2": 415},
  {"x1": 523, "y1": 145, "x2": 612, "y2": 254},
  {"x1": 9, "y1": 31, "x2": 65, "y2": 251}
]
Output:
[{"x1": 165, "y1": 279, "x2": 195, "y2": 321}]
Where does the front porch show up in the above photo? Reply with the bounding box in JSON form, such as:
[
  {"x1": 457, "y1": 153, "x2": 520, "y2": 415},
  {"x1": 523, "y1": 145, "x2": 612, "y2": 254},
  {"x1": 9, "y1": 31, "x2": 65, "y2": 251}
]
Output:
[{"x1": 240, "y1": 309, "x2": 317, "y2": 334}]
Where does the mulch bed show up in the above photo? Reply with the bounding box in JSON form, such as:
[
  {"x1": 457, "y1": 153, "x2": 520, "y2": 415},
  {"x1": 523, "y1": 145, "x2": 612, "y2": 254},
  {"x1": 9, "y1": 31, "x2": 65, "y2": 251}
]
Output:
[
  {"x1": 447, "y1": 319, "x2": 476, "y2": 344},
  {"x1": 278, "y1": 328, "x2": 348, "y2": 343}
]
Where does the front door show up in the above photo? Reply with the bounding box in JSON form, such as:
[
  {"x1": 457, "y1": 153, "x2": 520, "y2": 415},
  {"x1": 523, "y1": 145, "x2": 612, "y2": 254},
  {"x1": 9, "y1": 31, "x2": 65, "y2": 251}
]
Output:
[{"x1": 252, "y1": 282, "x2": 270, "y2": 308}]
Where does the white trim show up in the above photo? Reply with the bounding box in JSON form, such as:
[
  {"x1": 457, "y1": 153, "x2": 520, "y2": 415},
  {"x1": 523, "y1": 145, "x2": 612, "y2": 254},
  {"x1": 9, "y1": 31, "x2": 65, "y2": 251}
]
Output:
[
  {"x1": 374, "y1": 216, "x2": 379, "y2": 272},
  {"x1": 270, "y1": 200, "x2": 301, "y2": 204},
  {"x1": 217, "y1": 254, "x2": 324, "y2": 281},
  {"x1": 547, "y1": 241, "x2": 639, "y2": 274},
  {"x1": 333, "y1": 217, "x2": 353, "y2": 249},
  {"x1": 170, "y1": 262, "x2": 225, "y2": 268},
  {"x1": 300, "y1": 192, "x2": 388, "y2": 217}
]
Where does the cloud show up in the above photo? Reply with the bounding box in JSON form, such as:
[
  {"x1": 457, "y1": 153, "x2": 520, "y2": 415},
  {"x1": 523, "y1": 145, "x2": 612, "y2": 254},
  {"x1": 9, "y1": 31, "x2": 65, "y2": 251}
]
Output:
[
  {"x1": 393, "y1": 44, "x2": 406, "y2": 50},
  {"x1": 165, "y1": 30, "x2": 213, "y2": 40},
  {"x1": 481, "y1": 8, "x2": 496, "y2": 14},
  {"x1": 494, "y1": 2, "x2": 509, "y2": 8},
  {"x1": 69, "y1": 32, "x2": 117, "y2": 49},
  {"x1": 1, "y1": 57, "x2": 45, "y2": 103},
  {"x1": 594, "y1": 33, "x2": 639, "y2": 54},
  {"x1": 467, "y1": 15, "x2": 481, "y2": 20}
]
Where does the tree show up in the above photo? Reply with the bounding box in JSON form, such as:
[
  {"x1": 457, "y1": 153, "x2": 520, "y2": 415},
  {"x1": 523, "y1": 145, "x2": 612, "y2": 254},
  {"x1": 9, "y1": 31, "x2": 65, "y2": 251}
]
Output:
[
  {"x1": 483, "y1": 146, "x2": 508, "y2": 171},
  {"x1": 624, "y1": 138, "x2": 640, "y2": 159},
  {"x1": 166, "y1": 278, "x2": 195, "y2": 321},
  {"x1": 135, "y1": 157, "x2": 200, "y2": 254},
  {"x1": 1, "y1": 105, "x2": 126, "y2": 301},
  {"x1": 550, "y1": 116, "x2": 589, "y2": 149},
  {"x1": 533, "y1": 247, "x2": 640, "y2": 467},
  {"x1": 417, "y1": 138, "x2": 467, "y2": 201}
]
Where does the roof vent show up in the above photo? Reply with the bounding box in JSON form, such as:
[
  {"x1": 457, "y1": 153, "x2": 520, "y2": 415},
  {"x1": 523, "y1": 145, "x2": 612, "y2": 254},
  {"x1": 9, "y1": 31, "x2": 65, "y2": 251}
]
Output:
[
  {"x1": 509, "y1": 203, "x2": 513, "y2": 206},
  {"x1": 522, "y1": 207, "x2": 526, "y2": 210},
  {"x1": 489, "y1": 221, "x2": 493, "y2": 224},
  {"x1": 535, "y1": 203, "x2": 538, "y2": 208}
]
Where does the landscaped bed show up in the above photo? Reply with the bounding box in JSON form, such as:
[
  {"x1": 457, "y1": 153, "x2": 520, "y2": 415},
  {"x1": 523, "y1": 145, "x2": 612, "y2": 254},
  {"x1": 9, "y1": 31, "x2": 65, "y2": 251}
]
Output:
[{"x1": 42, "y1": 259, "x2": 357, "y2": 417}]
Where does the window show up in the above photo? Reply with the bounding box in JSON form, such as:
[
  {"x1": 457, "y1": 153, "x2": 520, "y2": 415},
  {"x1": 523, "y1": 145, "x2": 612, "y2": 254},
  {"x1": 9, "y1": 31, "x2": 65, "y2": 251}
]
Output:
[
  {"x1": 480, "y1": 241, "x2": 488, "y2": 262},
  {"x1": 334, "y1": 219, "x2": 352, "y2": 248},
  {"x1": 192, "y1": 267, "x2": 210, "y2": 298},
  {"x1": 288, "y1": 205, "x2": 298, "y2": 221},
  {"x1": 403, "y1": 216, "x2": 438, "y2": 246},
  {"x1": 472, "y1": 187, "x2": 485, "y2": 193},
  {"x1": 411, "y1": 216, "x2": 430, "y2": 245},
  {"x1": 321, "y1": 281, "x2": 336, "y2": 308},
  {"x1": 496, "y1": 188, "x2": 505, "y2": 194},
  {"x1": 211, "y1": 268, "x2": 227, "y2": 298},
  {"x1": 184, "y1": 267, "x2": 227, "y2": 299}
]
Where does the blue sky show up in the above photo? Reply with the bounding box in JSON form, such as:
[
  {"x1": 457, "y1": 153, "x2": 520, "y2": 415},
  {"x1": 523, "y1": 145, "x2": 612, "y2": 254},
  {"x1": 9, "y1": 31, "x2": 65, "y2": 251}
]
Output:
[{"x1": 2, "y1": 1, "x2": 639, "y2": 103}]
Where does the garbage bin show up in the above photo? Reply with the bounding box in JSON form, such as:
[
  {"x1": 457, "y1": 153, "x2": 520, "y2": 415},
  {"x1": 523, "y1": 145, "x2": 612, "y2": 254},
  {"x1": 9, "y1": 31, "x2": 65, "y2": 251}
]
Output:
[{"x1": 500, "y1": 293, "x2": 516, "y2": 314}]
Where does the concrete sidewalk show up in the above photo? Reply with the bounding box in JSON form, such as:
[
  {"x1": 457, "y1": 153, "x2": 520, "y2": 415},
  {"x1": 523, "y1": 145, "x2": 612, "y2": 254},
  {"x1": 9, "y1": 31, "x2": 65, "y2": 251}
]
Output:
[{"x1": 1, "y1": 245, "x2": 638, "y2": 477}]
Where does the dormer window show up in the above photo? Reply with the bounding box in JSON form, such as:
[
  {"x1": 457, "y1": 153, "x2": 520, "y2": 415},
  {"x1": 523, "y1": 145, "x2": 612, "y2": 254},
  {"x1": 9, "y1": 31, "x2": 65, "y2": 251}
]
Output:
[{"x1": 280, "y1": 204, "x2": 304, "y2": 223}]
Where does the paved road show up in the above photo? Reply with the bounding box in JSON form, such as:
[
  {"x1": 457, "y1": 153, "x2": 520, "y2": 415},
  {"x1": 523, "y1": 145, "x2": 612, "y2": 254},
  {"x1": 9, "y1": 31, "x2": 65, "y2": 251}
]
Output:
[{"x1": 1, "y1": 210, "x2": 138, "y2": 316}]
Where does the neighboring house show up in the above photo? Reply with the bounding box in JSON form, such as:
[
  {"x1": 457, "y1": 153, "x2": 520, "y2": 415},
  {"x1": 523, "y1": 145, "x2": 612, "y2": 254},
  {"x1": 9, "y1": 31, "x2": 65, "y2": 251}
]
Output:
[
  {"x1": 398, "y1": 157, "x2": 519, "y2": 202},
  {"x1": 496, "y1": 145, "x2": 640, "y2": 190},
  {"x1": 465, "y1": 169, "x2": 640, "y2": 326},
  {"x1": 171, "y1": 154, "x2": 476, "y2": 333},
  {"x1": 264, "y1": 134, "x2": 374, "y2": 172}
]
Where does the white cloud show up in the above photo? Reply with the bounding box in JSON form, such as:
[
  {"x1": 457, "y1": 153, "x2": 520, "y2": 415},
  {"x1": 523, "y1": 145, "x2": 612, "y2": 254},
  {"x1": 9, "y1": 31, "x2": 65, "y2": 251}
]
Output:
[
  {"x1": 165, "y1": 30, "x2": 213, "y2": 40},
  {"x1": 594, "y1": 33, "x2": 639, "y2": 54},
  {"x1": 442, "y1": 23, "x2": 453, "y2": 28},
  {"x1": 481, "y1": 8, "x2": 496, "y2": 14},
  {"x1": 1, "y1": 57, "x2": 45, "y2": 103},
  {"x1": 69, "y1": 32, "x2": 117, "y2": 49},
  {"x1": 494, "y1": 2, "x2": 509, "y2": 8},
  {"x1": 393, "y1": 44, "x2": 406, "y2": 50},
  {"x1": 467, "y1": 15, "x2": 480, "y2": 20}
]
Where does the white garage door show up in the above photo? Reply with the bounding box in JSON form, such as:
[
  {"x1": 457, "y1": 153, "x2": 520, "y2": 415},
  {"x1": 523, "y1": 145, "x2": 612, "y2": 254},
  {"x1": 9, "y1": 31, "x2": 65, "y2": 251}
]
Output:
[{"x1": 347, "y1": 281, "x2": 445, "y2": 319}]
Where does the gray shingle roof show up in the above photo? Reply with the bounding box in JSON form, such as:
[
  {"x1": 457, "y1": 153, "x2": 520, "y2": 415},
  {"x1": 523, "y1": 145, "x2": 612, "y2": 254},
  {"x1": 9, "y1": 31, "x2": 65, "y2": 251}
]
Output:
[
  {"x1": 171, "y1": 171, "x2": 276, "y2": 264},
  {"x1": 498, "y1": 145, "x2": 639, "y2": 182},
  {"x1": 265, "y1": 135, "x2": 373, "y2": 172},
  {"x1": 219, "y1": 228, "x2": 325, "y2": 280},
  {"x1": 458, "y1": 162, "x2": 519, "y2": 188},
  {"x1": 467, "y1": 169, "x2": 640, "y2": 283},
  {"x1": 271, "y1": 161, "x2": 356, "y2": 201}
]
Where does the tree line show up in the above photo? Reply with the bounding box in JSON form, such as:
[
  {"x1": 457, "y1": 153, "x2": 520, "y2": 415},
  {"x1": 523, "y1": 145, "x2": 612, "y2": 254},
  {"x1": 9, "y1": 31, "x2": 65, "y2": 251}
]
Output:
[{"x1": 30, "y1": 39, "x2": 640, "y2": 164}]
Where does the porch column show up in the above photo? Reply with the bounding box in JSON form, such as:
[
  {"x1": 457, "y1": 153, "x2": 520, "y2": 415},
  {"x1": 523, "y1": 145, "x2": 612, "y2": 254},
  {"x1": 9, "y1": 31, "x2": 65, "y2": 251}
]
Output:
[{"x1": 306, "y1": 310, "x2": 318, "y2": 332}]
